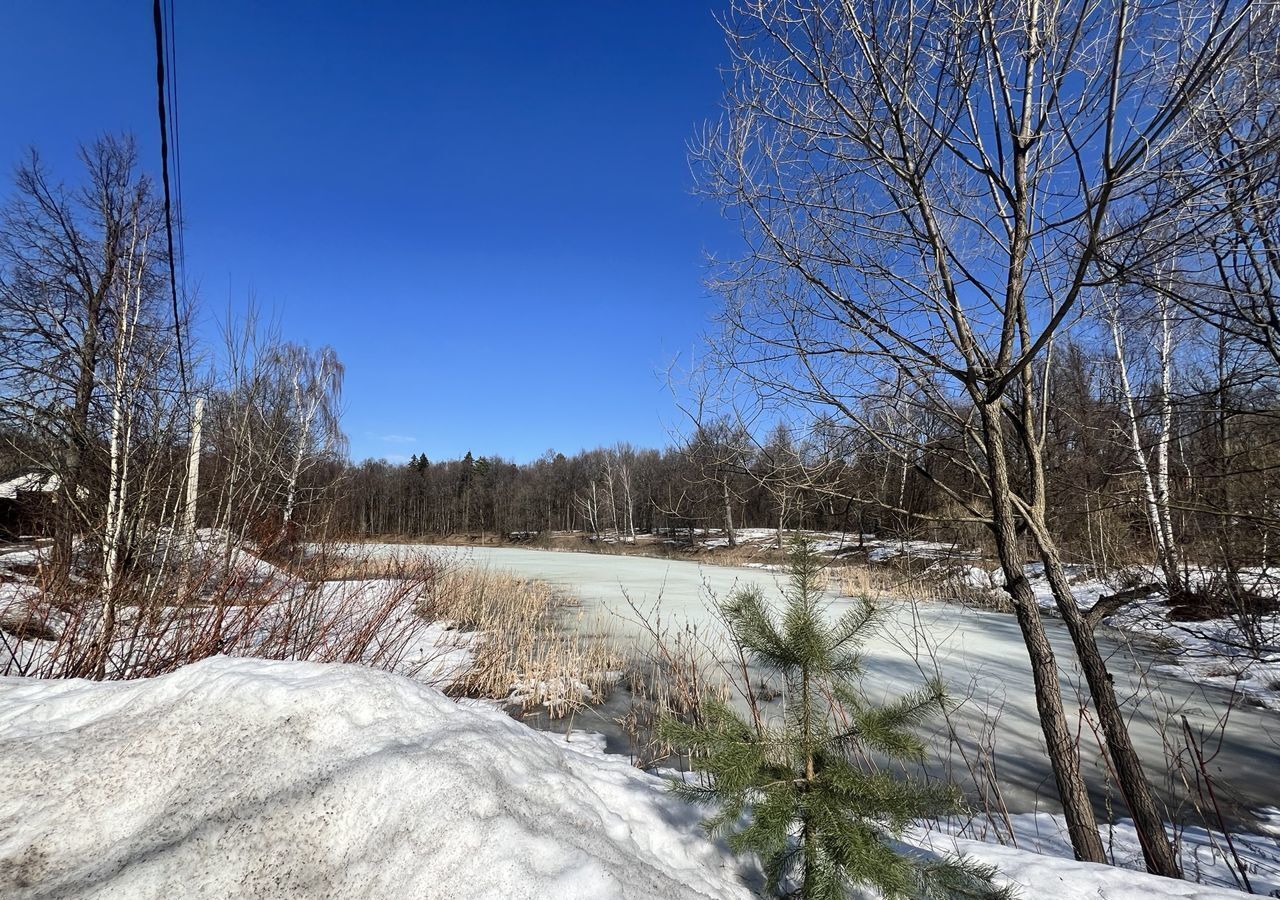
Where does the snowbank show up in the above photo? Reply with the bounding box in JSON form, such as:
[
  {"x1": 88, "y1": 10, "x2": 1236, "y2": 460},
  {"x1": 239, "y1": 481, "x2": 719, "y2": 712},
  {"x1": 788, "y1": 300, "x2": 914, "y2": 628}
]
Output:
[
  {"x1": 3, "y1": 656, "x2": 1275, "y2": 899},
  {"x1": 0, "y1": 657, "x2": 751, "y2": 900},
  {"x1": 939, "y1": 838, "x2": 1250, "y2": 900},
  {"x1": 916, "y1": 813, "x2": 1279, "y2": 898}
]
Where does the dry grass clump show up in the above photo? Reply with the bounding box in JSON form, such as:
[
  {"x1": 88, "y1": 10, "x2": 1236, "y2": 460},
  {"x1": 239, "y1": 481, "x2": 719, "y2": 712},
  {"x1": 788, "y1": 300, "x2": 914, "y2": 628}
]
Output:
[
  {"x1": 700, "y1": 542, "x2": 783, "y2": 567},
  {"x1": 290, "y1": 550, "x2": 426, "y2": 582},
  {"x1": 419, "y1": 563, "x2": 622, "y2": 717},
  {"x1": 834, "y1": 564, "x2": 924, "y2": 601},
  {"x1": 611, "y1": 588, "x2": 734, "y2": 766},
  {"x1": 2, "y1": 543, "x2": 622, "y2": 722},
  {"x1": 834, "y1": 563, "x2": 1011, "y2": 611}
]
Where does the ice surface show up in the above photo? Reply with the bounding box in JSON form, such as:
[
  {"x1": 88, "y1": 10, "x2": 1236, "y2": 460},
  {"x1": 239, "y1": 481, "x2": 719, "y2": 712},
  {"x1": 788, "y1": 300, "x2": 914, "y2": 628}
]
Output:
[{"x1": 362, "y1": 544, "x2": 1280, "y2": 822}]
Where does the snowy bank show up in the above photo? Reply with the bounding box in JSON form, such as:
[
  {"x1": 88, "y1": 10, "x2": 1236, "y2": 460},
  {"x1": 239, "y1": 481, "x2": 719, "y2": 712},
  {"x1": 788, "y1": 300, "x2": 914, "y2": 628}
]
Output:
[
  {"x1": 2, "y1": 656, "x2": 1272, "y2": 899},
  {"x1": 0, "y1": 657, "x2": 751, "y2": 900}
]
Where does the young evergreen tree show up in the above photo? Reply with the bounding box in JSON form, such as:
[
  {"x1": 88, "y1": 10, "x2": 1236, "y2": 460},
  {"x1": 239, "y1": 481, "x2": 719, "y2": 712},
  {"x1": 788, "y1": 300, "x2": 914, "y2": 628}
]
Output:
[{"x1": 662, "y1": 538, "x2": 1011, "y2": 900}]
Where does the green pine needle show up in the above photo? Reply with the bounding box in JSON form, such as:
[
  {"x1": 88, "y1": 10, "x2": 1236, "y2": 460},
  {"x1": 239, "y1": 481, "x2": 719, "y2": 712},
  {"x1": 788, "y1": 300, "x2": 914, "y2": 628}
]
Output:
[{"x1": 659, "y1": 536, "x2": 1014, "y2": 900}]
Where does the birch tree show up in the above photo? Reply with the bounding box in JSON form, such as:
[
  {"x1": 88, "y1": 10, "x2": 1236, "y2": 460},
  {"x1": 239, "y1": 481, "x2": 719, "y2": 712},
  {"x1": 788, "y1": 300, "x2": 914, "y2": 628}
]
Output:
[
  {"x1": 1105, "y1": 290, "x2": 1185, "y2": 598},
  {"x1": 95, "y1": 210, "x2": 154, "y2": 674},
  {"x1": 273, "y1": 343, "x2": 345, "y2": 533},
  {"x1": 0, "y1": 136, "x2": 166, "y2": 575}
]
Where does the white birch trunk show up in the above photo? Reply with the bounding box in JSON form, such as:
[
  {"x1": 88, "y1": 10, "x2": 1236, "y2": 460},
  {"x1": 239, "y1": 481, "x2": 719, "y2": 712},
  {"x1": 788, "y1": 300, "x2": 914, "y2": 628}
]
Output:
[
  {"x1": 97, "y1": 238, "x2": 147, "y2": 674},
  {"x1": 1109, "y1": 303, "x2": 1182, "y2": 594},
  {"x1": 183, "y1": 396, "x2": 205, "y2": 544}
]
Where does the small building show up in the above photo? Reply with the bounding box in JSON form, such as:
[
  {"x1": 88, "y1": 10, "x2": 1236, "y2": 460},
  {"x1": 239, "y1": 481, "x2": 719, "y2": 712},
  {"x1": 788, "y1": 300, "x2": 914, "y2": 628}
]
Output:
[{"x1": 0, "y1": 469, "x2": 62, "y2": 540}]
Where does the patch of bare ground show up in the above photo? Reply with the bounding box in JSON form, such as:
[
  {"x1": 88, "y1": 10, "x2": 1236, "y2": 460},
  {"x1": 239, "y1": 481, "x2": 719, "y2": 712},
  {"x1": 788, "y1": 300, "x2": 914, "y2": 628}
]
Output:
[
  {"x1": 0, "y1": 612, "x2": 58, "y2": 642},
  {"x1": 1167, "y1": 581, "x2": 1279, "y2": 623}
]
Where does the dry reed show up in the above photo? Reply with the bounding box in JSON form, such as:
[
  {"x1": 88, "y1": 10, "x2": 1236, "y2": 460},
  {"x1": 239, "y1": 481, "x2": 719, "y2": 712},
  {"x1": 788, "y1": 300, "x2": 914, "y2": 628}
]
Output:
[{"x1": 419, "y1": 564, "x2": 622, "y2": 716}]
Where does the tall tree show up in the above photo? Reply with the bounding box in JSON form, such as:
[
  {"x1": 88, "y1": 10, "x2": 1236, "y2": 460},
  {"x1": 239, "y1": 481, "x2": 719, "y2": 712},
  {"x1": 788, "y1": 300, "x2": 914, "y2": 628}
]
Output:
[
  {"x1": 0, "y1": 135, "x2": 171, "y2": 573},
  {"x1": 697, "y1": 0, "x2": 1272, "y2": 873}
]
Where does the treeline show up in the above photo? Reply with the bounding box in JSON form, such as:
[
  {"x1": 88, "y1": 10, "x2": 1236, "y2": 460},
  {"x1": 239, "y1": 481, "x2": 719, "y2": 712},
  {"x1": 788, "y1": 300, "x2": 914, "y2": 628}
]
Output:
[
  {"x1": 334, "y1": 321, "x2": 1279, "y2": 574},
  {"x1": 335, "y1": 431, "x2": 864, "y2": 543}
]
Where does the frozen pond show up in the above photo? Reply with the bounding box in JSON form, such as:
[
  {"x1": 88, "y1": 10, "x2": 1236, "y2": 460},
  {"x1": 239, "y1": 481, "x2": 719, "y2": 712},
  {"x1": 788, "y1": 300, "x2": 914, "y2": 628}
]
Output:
[{"x1": 375, "y1": 544, "x2": 1280, "y2": 826}]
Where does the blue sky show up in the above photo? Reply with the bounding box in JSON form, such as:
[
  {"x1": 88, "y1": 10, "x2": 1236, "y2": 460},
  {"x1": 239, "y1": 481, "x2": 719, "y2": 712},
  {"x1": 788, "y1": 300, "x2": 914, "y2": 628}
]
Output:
[{"x1": 0, "y1": 2, "x2": 735, "y2": 463}]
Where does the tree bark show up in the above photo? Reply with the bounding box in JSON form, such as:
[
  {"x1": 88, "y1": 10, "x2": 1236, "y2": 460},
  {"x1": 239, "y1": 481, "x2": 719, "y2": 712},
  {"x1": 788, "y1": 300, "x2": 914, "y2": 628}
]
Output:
[
  {"x1": 722, "y1": 477, "x2": 736, "y2": 547},
  {"x1": 1031, "y1": 531, "x2": 1182, "y2": 877},
  {"x1": 981, "y1": 403, "x2": 1107, "y2": 864}
]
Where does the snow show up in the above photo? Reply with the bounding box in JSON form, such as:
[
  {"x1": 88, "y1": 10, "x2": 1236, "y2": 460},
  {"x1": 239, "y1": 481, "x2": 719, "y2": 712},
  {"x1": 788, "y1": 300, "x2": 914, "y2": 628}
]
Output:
[
  {"x1": 1008, "y1": 562, "x2": 1280, "y2": 711},
  {"x1": 917, "y1": 813, "x2": 1280, "y2": 898},
  {"x1": 934, "y1": 837, "x2": 1253, "y2": 899},
  {"x1": 0, "y1": 656, "x2": 754, "y2": 900},
  {"x1": 0, "y1": 471, "x2": 59, "y2": 500},
  {"x1": 939, "y1": 558, "x2": 1280, "y2": 710},
  {"x1": 3, "y1": 656, "x2": 1275, "y2": 899}
]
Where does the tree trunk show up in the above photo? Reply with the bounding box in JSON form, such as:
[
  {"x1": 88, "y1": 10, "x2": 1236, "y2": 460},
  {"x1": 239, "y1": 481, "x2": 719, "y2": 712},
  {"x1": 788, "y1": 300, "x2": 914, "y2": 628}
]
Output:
[
  {"x1": 183, "y1": 396, "x2": 205, "y2": 543},
  {"x1": 1109, "y1": 304, "x2": 1183, "y2": 597},
  {"x1": 1151, "y1": 295, "x2": 1182, "y2": 594},
  {"x1": 1017, "y1": 365, "x2": 1182, "y2": 877},
  {"x1": 1031, "y1": 530, "x2": 1182, "y2": 877},
  {"x1": 722, "y1": 477, "x2": 736, "y2": 547},
  {"x1": 981, "y1": 404, "x2": 1107, "y2": 864}
]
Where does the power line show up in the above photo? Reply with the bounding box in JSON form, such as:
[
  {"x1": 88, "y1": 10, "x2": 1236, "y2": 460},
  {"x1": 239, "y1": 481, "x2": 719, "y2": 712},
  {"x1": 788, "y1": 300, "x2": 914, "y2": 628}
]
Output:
[
  {"x1": 165, "y1": 0, "x2": 186, "y2": 293},
  {"x1": 153, "y1": 0, "x2": 189, "y2": 394}
]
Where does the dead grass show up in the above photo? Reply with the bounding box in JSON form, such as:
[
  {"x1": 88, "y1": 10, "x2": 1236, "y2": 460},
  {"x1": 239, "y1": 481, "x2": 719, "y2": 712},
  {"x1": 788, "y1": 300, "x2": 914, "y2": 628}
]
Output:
[
  {"x1": 289, "y1": 551, "x2": 427, "y2": 582},
  {"x1": 0, "y1": 545, "x2": 439, "y2": 681},
  {"x1": 420, "y1": 564, "x2": 621, "y2": 716},
  {"x1": 609, "y1": 585, "x2": 737, "y2": 766},
  {"x1": 831, "y1": 563, "x2": 1010, "y2": 611},
  {"x1": 2, "y1": 540, "x2": 625, "y2": 721}
]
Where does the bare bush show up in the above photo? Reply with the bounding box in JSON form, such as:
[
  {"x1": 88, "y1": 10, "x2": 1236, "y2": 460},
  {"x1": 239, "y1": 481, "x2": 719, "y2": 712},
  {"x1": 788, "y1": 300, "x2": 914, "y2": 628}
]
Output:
[{"x1": 0, "y1": 540, "x2": 440, "y2": 681}]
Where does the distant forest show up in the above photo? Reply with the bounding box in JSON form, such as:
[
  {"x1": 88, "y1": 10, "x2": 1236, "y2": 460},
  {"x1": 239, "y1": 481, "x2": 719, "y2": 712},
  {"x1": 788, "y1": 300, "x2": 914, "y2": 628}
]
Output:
[{"x1": 334, "y1": 332, "x2": 1278, "y2": 572}]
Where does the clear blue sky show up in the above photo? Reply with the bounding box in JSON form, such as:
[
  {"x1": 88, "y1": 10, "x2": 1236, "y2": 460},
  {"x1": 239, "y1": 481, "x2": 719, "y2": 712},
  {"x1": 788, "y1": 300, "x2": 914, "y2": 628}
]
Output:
[{"x1": 0, "y1": 1, "x2": 734, "y2": 463}]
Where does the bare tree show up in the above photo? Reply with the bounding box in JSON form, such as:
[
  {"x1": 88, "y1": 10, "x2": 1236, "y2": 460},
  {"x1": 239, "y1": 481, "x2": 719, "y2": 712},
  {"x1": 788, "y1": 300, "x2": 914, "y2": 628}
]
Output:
[
  {"x1": 274, "y1": 343, "x2": 345, "y2": 532},
  {"x1": 697, "y1": 0, "x2": 1272, "y2": 874},
  {"x1": 1164, "y1": 20, "x2": 1280, "y2": 366},
  {"x1": 201, "y1": 313, "x2": 346, "y2": 558},
  {"x1": 0, "y1": 136, "x2": 170, "y2": 573}
]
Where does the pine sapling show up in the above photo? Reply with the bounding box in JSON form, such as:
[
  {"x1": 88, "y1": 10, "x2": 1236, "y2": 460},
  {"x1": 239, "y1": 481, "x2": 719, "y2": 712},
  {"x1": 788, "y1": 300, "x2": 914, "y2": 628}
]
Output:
[{"x1": 662, "y1": 537, "x2": 1013, "y2": 899}]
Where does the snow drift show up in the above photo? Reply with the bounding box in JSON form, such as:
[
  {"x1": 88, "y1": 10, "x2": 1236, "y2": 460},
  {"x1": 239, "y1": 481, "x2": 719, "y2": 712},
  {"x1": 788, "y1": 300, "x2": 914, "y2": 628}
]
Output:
[
  {"x1": 1, "y1": 655, "x2": 1269, "y2": 899},
  {"x1": 0, "y1": 657, "x2": 751, "y2": 900}
]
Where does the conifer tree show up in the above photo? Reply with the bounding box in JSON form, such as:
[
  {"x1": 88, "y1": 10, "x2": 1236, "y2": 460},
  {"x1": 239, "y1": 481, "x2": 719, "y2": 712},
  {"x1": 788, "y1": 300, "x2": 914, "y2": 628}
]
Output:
[{"x1": 662, "y1": 538, "x2": 1011, "y2": 900}]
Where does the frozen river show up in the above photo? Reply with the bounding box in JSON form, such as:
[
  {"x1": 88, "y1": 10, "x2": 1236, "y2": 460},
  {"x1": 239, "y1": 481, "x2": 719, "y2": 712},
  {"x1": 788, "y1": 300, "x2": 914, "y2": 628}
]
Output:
[{"x1": 378, "y1": 544, "x2": 1280, "y2": 826}]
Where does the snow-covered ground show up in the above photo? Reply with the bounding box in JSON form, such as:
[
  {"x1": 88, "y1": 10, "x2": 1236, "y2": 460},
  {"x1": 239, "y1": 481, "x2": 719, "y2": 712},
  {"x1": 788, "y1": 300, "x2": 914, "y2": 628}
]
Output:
[
  {"x1": 915, "y1": 812, "x2": 1280, "y2": 897},
  {"x1": 953, "y1": 561, "x2": 1280, "y2": 711},
  {"x1": 4, "y1": 537, "x2": 1278, "y2": 897},
  {"x1": 0, "y1": 657, "x2": 753, "y2": 900},
  {"x1": 2, "y1": 656, "x2": 1273, "y2": 899}
]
